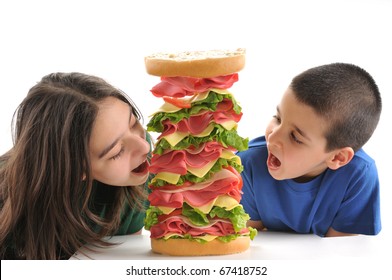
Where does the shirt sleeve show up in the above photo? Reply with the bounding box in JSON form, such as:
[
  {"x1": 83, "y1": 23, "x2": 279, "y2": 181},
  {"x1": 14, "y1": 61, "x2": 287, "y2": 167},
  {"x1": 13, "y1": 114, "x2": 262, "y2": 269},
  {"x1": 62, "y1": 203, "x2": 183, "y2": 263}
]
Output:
[
  {"x1": 331, "y1": 161, "x2": 381, "y2": 235},
  {"x1": 239, "y1": 153, "x2": 261, "y2": 221}
]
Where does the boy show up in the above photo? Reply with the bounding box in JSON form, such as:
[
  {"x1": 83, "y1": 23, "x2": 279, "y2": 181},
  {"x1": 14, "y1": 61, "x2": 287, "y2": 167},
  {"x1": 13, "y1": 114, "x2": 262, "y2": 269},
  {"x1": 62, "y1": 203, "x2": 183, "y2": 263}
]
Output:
[{"x1": 238, "y1": 63, "x2": 382, "y2": 237}]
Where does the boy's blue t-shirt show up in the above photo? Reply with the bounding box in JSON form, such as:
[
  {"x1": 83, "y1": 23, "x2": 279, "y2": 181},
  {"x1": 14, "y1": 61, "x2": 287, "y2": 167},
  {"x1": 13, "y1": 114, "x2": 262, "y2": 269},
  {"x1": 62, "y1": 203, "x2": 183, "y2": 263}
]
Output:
[{"x1": 237, "y1": 136, "x2": 381, "y2": 236}]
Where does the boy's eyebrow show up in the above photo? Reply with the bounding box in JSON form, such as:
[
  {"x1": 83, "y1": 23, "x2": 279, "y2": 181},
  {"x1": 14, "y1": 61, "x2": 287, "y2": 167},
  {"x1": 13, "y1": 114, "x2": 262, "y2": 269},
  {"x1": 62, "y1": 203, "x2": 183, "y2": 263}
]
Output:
[
  {"x1": 277, "y1": 105, "x2": 311, "y2": 141},
  {"x1": 294, "y1": 125, "x2": 311, "y2": 141},
  {"x1": 98, "y1": 107, "x2": 133, "y2": 159}
]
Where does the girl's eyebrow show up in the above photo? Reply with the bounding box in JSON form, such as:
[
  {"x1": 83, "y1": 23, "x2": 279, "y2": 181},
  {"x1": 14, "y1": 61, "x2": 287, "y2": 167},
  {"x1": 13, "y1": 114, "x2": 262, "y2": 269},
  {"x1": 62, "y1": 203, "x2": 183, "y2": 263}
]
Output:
[
  {"x1": 98, "y1": 107, "x2": 132, "y2": 159},
  {"x1": 98, "y1": 136, "x2": 122, "y2": 159}
]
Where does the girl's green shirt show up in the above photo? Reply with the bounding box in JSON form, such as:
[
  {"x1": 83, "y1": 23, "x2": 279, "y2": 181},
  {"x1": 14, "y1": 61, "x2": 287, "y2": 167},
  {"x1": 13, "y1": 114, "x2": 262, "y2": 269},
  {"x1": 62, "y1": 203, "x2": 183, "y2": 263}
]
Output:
[{"x1": 91, "y1": 179, "x2": 150, "y2": 235}]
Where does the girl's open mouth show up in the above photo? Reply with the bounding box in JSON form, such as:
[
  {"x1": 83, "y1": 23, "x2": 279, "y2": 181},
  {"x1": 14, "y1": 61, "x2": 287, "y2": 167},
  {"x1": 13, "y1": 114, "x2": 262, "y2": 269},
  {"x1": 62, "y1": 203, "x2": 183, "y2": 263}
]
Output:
[{"x1": 132, "y1": 160, "x2": 149, "y2": 174}]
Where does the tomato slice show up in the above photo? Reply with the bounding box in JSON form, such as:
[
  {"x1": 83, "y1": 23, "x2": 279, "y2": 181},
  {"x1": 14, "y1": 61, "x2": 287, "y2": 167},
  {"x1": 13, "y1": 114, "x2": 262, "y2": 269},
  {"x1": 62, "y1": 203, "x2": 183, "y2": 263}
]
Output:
[
  {"x1": 157, "y1": 208, "x2": 183, "y2": 223},
  {"x1": 163, "y1": 96, "x2": 192, "y2": 108}
]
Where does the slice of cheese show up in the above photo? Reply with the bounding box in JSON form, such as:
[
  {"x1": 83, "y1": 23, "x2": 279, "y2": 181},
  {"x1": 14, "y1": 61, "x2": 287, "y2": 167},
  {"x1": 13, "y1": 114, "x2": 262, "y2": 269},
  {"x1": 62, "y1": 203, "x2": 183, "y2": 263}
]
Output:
[
  {"x1": 187, "y1": 159, "x2": 218, "y2": 178},
  {"x1": 162, "y1": 131, "x2": 189, "y2": 147},
  {"x1": 157, "y1": 195, "x2": 240, "y2": 216},
  {"x1": 188, "y1": 151, "x2": 241, "y2": 178},
  {"x1": 157, "y1": 206, "x2": 176, "y2": 215},
  {"x1": 162, "y1": 233, "x2": 219, "y2": 241},
  {"x1": 221, "y1": 150, "x2": 242, "y2": 165},
  {"x1": 214, "y1": 195, "x2": 241, "y2": 211},
  {"x1": 151, "y1": 172, "x2": 181, "y2": 185},
  {"x1": 187, "y1": 195, "x2": 240, "y2": 214},
  {"x1": 195, "y1": 234, "x2": 218, "y2": 242},
  {"x1": 210, "y1": 88, "x2": 232, "y2": 96},
  {"x1": 161, "y1": 123, "x2": 215, "y2": 147},
  {"x1": 220, "y1": 120, "x2": 238, "y2": 130}
]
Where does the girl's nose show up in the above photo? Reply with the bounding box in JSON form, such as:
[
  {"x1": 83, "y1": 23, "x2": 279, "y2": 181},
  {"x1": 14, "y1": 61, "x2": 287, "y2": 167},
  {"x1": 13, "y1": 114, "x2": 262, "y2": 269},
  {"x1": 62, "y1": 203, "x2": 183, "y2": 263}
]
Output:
[
  {"x1": 138, "y1": 137, "x2": 150, "y2": 155},
  {"x1": 130, "y1": 134, "x2": 150, "y2": 157}
]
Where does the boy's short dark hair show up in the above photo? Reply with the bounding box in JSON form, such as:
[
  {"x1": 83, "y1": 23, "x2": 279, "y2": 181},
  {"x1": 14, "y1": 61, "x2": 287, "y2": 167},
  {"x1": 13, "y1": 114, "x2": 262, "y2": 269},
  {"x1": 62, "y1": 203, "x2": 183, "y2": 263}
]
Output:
[{"x1": 290, "y1": 63, "x2": 382, "y2": 152}]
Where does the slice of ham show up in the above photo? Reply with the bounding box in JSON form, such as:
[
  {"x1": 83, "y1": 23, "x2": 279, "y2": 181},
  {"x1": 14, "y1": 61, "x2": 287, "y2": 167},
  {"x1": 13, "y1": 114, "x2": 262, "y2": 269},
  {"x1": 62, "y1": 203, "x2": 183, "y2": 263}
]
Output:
[
  {"x1": 158, "y1": 99, "x2": 242, "y2": 138},
  {"x1": 148, "y1": 167, "x2": 243, "y2": 208},
  {"x1": 149, "y1": 141, "x2": 231, "y2": 175},
  {"x1": 150, "y1": 214, "x2": 250, "y2": 239},
  {"x1": 150, "y1": 74, "x2": 238, "y2": 98}
]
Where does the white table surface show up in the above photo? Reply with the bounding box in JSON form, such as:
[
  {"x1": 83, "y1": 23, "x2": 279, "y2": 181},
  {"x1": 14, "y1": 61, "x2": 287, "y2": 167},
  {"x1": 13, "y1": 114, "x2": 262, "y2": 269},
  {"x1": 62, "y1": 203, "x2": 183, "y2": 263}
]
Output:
[{"x1": 70, "y1": 230, "x2": 389, "y2": 260}]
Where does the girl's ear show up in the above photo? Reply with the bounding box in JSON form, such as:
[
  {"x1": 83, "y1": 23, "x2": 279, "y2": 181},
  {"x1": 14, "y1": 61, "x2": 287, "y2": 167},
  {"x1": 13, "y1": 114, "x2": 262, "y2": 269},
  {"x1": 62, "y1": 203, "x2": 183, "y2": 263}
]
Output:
[
  {"x1": 82, "y1": 173, "x2": 87, "y2": 181},
  {"x1": 327, "y1": 147, "x2": 355, "y2": 170}
]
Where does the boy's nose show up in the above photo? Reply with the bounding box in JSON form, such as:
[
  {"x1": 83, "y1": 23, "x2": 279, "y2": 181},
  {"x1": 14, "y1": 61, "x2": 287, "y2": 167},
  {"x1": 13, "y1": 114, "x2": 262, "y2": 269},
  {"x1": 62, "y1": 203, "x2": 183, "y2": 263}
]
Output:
[{"x1": 266, "y1": 128, "x2": 282, "y2": 148}]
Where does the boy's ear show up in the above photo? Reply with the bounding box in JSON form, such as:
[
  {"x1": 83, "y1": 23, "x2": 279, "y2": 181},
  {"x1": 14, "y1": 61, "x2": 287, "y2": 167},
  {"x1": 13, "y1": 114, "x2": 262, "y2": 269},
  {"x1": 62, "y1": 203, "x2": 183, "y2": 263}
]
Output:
[{"x1": 327, "y1": 147, "x2": 355, "y2": 170}]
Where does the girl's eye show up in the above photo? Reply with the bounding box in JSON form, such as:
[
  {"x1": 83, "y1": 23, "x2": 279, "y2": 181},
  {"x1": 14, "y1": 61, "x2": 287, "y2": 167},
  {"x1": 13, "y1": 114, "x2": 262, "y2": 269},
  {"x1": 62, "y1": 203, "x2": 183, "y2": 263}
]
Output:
[
  {"x1": 290, "y1": 132, "x2": 303, "y2": 144},
  {"x1": 111, "y1": 147, "x2": 124, "y2": 160}
]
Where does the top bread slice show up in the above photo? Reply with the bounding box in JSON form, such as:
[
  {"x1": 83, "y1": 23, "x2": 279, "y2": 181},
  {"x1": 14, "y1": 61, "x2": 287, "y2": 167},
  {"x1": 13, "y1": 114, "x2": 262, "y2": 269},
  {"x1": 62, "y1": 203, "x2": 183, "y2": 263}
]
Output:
[{"x1": 145, "y1": 48, "x2": 246, "y2": 78}]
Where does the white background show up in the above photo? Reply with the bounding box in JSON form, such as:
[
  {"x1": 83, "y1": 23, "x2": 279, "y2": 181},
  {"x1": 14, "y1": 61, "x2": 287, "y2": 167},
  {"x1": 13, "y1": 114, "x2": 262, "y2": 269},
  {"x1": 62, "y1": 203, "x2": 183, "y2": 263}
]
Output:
[{"x1": 1, "y1": 0, "x2": 391, "y2": 278}]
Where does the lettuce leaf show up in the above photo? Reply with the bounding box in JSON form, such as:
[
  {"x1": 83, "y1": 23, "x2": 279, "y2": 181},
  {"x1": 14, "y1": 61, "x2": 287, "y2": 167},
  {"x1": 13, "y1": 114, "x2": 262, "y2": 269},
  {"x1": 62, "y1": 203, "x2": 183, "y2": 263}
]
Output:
[
  {"x1": 181, "y1": 203, "x2": 209, "y2": 226},
  {"x1": 209, "y1": 206, "x2": 249, "y2": 232},
  {"x1": 144, "y1": 206, "x2": 162, "y2": 230},
  {"x1": 153, "y1": 124, "x2": 248, "y2": 155}
]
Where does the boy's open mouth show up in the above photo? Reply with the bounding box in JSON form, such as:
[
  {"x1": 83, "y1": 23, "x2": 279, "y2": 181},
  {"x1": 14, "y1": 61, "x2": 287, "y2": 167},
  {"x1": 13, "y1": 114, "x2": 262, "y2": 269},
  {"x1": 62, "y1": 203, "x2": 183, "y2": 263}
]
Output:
[{"x1": 268, "y1": 153, "x2": 281, "y2": 169}]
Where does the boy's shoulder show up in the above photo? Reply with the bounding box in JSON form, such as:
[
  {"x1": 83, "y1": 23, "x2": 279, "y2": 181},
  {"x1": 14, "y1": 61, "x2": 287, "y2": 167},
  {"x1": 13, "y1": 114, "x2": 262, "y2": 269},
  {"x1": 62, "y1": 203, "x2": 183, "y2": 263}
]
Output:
[
  {"x1": 352, "y1": 148, "x2": 375, "y2": 165},
  {"x1": 237, "y1": 135, "x2": 268, "y2": 163},
  {"x1": 341, "y1": 149, "x2": 378, "y2": 180},
  {"x1": 248, "y1": 135, "x2": 267, "y2": 149}
]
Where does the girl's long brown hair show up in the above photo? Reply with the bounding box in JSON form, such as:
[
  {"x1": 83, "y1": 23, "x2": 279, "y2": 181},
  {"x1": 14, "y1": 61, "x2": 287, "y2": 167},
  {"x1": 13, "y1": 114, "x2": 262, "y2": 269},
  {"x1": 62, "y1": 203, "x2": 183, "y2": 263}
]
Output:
[{"x1": 0, "y1": 73, "x2": 148, "y2": 259}]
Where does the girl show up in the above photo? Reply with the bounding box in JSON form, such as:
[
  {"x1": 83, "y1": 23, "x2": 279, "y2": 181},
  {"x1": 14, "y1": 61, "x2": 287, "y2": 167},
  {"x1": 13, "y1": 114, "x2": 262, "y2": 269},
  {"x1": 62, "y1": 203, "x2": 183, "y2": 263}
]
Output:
[{"x1": 0, "y1": 72, "x2": 151, "y2": 259}]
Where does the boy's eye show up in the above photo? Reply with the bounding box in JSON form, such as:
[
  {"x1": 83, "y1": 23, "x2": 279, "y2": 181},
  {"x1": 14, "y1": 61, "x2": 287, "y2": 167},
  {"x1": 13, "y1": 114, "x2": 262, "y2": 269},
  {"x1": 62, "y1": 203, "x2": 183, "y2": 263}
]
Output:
[
  {"x1": 273, "y1": 115, "x2": 281, "y2": 123},
  {"x1": 290, "y1": 132, "x2": 303, "y2": 144}
]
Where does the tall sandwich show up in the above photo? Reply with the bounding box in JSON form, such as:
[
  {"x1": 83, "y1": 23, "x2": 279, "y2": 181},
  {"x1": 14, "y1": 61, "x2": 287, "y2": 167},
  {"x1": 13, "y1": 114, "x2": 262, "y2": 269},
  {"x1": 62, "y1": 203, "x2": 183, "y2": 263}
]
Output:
[{"x1": 144, "y1": 48, "x2": 256, "y2": 256}]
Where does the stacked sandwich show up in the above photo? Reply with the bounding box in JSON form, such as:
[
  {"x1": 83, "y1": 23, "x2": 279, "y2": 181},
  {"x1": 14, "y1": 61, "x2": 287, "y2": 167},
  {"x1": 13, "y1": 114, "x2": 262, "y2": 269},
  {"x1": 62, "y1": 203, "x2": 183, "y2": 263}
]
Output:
[{"x1": 144, "y1": 48, "x2": 256, "y2": 256}]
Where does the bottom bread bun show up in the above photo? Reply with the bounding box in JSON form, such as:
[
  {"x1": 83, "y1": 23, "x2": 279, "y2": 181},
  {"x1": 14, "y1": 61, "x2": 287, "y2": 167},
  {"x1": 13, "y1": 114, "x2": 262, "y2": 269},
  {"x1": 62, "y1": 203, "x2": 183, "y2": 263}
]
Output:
[{"x1": 151, "y1": 236, "x2": 250, "y2": 256}]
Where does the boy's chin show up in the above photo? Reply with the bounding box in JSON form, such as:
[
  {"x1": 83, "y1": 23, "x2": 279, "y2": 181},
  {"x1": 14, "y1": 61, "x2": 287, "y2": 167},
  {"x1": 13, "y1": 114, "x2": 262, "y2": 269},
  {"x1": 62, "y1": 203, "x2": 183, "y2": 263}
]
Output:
[{"x1": 267, "y1": 169, "x2": 286, "y2": 181}]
